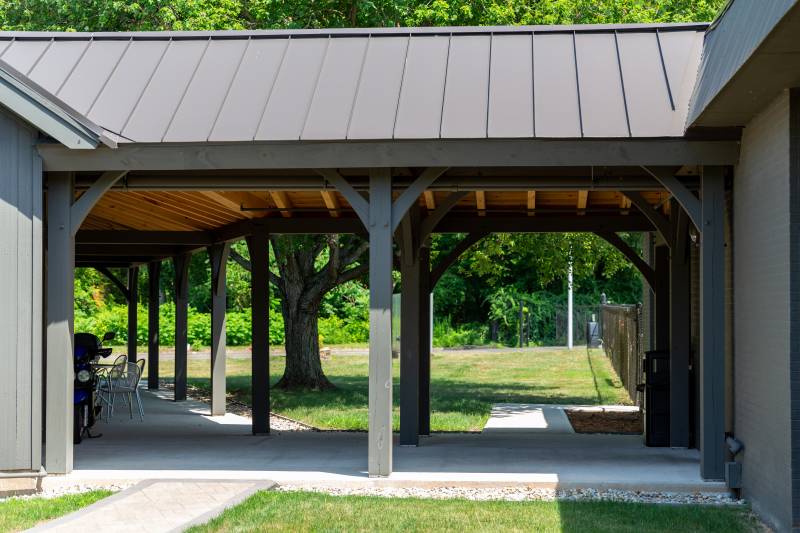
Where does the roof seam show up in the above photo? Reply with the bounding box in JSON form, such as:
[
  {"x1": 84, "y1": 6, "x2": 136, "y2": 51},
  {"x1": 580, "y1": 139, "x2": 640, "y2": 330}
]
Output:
[
  {"x1": 252, "y1": 36, "x2": 292, "y2": 141},
  {"x1": 655, "y1": 29, "x2": 676, "y2": 111},
  {"x1": 390, "y1": 35, "x2": 412, "y2": 140},
  {"x1": 54, "y1": 38, "x2": 91, "y2": 97},
  {"x1": 25, "y1": 37, "x2": 52, "y2": 76},
  {"x1": 119, "y1": 37, "x2": 171, "y2": 137},
  {"x1": 299, "y1": 35, "x2": 333, "y2": 140},
  {"x1": 531, "y1": 33, "x2": 536, "y2": 137},
  {"x1": 207, "y1": 36, "x2": 251, "y2": 142},
  {"x1": 572, "y1": 31, "x2": 584, "y2": 138},
  {"x1": 161, "y1": 37, "x2": 212, "y2": 141},
  {"x1": 438, "y1": 34, "x2": 453, "y2": 139},
  {"x1": 613, "y1": 31, "x2": 633, "y2": 138},
  {"x1": 344, "y1": 35, "x2": 371, "y2": 140},
  {"x1": 86, "y1": 37, "x2": 132, "y2": 117},
  {"x1": 485, "y1": 33, "x2": 493, "y2": 138}
]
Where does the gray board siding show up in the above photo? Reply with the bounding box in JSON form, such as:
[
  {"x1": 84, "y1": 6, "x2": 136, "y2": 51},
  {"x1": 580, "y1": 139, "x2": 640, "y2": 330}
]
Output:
[
  {"x1": 687, "y1": 0, "x2": 796, "y2": 126},
  {"x1": 0, "y1": 25, "x2": 704, "y2": 143},
  {"x1": 0, "y1": 109, "x2": 42, "y2": 472}
]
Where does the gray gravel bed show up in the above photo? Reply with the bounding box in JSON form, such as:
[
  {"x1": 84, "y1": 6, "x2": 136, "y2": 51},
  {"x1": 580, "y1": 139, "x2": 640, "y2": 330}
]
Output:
[{"x1": 276, "y1": 484, "x2": 743, "y2": 505}]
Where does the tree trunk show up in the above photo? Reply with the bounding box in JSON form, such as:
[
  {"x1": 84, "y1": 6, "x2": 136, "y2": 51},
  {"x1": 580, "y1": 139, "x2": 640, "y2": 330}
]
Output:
[{"x1": 274, "y1": 279, "x2": 334, "y2": 390}]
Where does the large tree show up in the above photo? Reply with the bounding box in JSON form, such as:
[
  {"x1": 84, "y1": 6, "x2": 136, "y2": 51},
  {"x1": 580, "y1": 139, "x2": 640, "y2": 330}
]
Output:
[{"x1": 230, "y1": 234, "x2": 367, "y2": 390}]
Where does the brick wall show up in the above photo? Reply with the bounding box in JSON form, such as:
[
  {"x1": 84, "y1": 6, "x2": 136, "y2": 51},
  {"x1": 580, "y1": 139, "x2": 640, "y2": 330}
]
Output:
[{"x1": 733, "y1": 90, "x2": 792, "y2": 530}]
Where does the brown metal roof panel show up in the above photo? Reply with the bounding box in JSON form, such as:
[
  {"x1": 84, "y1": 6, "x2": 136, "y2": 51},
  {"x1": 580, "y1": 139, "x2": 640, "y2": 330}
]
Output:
[
  {"x1": 440, "y1": 35, "x2": 490, "y2": 139},
  {"x1": 1, "y1": 39, "x2": 50, "y2": 75},
  {"x1": 616, "y1": 32, "x2": 674, "y2": 137},
  {"x1": 122, "y1": 40, "x2": 208, "y2": 142},
  {"x1": 56, "y1": 40, "x2": 129, "y2": 115},
  {"x1": 302, "y1": 37, "x2": 368, "y2": 140},
  {"x1": 163, "y1": 38, "x2": 249, "y2": 142},
  {"x1": 347, "y1": 36, "x2": 408, "y2": 139},
  {"x1": 27, "y1": 40, "x2": 88, "y2": 95},
  {"x1": 533, "y1": 33, "x2": 581, "y2": 137},
  {"x1": 574, "y1": 33, "x2": 629, "y2": 137},
  {"x1": 487, "y1": 34, "x2": 533, "y2": 138},
  {"x1": 255, "y1": 38, "x2": 328, "y2": 141},
  {"x1": 87, "y1": 40, "x2": 169, "y2": 135},
  {"x1": 208, "y1": 38, "x2": 287, "y2": 142},
  {"x1": 393, "y1": 35, "x2": 449, "y2": 139}
]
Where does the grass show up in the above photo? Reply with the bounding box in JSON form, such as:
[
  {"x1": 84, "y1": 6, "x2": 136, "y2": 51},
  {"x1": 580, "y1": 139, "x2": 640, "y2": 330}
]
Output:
[
  {"x1": 0, "y1": 490, "x2": 111, "y2": 533},
  {"x1": 151, "y1": 348, "x2": 630, "y2": 431},
  {"x1": 188, "y1": 491, "x2": 759, "y2": 533}
]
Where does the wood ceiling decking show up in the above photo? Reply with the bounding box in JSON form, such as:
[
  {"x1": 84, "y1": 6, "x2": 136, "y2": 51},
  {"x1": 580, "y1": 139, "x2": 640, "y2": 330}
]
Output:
[{"x1": 81, "y1": 190, "x2": 671, "y2": 232}]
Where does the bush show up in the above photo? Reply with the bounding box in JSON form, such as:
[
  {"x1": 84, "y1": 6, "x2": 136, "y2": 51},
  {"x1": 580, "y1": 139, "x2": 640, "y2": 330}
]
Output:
[{"x1": 433, "y1": 318, "x2": 488, "y2": 348}]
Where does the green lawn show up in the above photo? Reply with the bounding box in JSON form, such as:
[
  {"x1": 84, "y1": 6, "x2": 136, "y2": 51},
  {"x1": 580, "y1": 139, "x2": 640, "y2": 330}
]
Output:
[
  {"x1": 0, "y1": 491, "x2": 111, "y2": 533},
  {"x1": 188, "y1": 491, "x2": 757, "y2": 533},
  {"x1": 152, "y1": 348, "x2": 630, "y2": 431}
]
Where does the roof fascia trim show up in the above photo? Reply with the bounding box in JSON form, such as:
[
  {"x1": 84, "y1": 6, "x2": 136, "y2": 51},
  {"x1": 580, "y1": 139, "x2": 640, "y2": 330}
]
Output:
[{"x1": 0, "y1": 61, "x2": 104, "y2": 150}]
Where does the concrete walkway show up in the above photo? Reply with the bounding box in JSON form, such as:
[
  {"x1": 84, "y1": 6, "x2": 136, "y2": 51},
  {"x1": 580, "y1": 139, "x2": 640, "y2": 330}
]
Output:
[
  {"x1": 482, "y1": 403, "x2": 575, "y2": 434},
  {"x1": 29, "y1": 479, "x2": 272, "y2": 532},
  {"x1": 43, "y1": 388, "x2": 725, "y2": 493}
]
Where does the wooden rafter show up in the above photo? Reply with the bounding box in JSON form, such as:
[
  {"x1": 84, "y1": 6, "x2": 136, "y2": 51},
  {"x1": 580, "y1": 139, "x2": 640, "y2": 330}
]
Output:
[
  {"x1": 475, "y1": 191, "x2": 486, "y2": 217},
  {"x1": 577, "y1": 190, "x2": 588, "y2": 215},
  {"x1": 320, "y1": 190, "x2": 340, "y2": 218},
  {"x1": 526, "y1": 191, "x2": 536, "y2": 216},
  {"x1": 270, "y1": 191, "x2": 292, "y2": 218},
  {"x1": 423, "y1": 190, "x2": 436, "y2": 211},
  {"x1": 199, "y1": 191, "x2": 255, "y2": 218}
]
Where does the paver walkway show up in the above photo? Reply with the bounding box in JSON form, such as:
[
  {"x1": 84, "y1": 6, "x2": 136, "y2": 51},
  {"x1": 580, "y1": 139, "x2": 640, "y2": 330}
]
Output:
[
  {"x1": 29, "y1": 479, "x2": 273, "y2": 532},
  {"x1": 482, "y1": 403, "x2": 575, "y2": 434}
]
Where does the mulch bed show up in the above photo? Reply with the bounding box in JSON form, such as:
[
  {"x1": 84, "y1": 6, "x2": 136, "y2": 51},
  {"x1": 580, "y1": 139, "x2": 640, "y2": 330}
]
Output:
[{"x1": 566, "y1": 409, "x2": 643, "y2": 434}]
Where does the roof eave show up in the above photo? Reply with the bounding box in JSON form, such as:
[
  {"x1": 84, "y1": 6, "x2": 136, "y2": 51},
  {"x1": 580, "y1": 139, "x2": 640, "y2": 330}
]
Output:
[{"x1": 0, "y1": 62, "x2": 104, "y2": 150}]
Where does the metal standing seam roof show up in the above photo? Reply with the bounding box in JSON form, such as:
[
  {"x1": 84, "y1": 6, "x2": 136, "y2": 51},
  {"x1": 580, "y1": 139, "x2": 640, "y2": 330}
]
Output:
[{"x1": 0, "y1": 24, "x2": 707, "y2": 144}]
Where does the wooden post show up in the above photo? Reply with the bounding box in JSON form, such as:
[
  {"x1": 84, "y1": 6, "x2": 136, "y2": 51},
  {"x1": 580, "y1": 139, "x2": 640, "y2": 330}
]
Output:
[
  {"x1": 418, "y1": 244, "x2": 432, "y2": 437},
  {"x1": 147, "y1": 261, "x2": 160, "y2": 390},
  {"x1": 45, "y1": 172, "x2": 74, "y2": 474},
  {"x1": 246, "y1": 231, "x2": 270, "y2": 434},
  {"x1": 368, "y1": 168, "x2": 394, "y2": 476},
  {"x1": 700, "y1": 166, "x2": 726, "y2": 480},
  {"x1": 173, "y1": 253, "x2": 191, "y2": 402},
  {"x1": 670, "y1": 201, "x2": 691, "y2": 448},
  {"x1": 400, "y1": 210, "x2": 421, "y2": 446},
  {"x1": 209, "y1": 243, "x2": 230, "y2": 416},
  {"x1": 127, "y1": 266, "x2": 139, "y2": 363}
]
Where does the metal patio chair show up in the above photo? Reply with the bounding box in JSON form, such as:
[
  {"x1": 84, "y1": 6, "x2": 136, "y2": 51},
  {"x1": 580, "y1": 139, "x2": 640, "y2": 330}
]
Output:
[{"x1": 98, "y1": 360, "x2": 144, "y2": 421}]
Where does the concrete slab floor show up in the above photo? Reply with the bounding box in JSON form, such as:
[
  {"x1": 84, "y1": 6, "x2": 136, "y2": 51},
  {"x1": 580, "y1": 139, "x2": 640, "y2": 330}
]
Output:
[
  {"x1": 482, "y1": 403, "x2": 575, "y2": 434},
  {"x1": 44, "y1": 389, "x2": 726, "y2": 494}
]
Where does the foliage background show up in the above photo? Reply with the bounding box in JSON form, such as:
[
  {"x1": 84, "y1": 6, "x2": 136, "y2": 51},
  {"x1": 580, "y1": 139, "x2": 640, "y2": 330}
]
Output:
[{"x1": 5, "y1": 0, "x2": 726, "y2": 348}]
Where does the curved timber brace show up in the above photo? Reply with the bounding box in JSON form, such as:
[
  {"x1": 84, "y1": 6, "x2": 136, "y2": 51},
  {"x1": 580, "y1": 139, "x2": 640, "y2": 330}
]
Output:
[{"x1": 594, "y1": 232, "x2": 656, "y2": 290}]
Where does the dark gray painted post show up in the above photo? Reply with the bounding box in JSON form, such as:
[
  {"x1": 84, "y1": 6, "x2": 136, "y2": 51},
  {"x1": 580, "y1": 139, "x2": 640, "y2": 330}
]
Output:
[
  {"x1": 246, "y1": 232, "x2": 270, "y2": 435},
  {"x1": 670, "y1": 203, "x2": 691, "y2": 448},
  {"x1": 369, "y1": 168, "x2": 394, "y2": 477},
  {"x1": 173, "y1": 253, "x2": 191, "y2": 402},
  {"x1": 45, "y1": 172, "x2": 75, "y2": 474},
  {"x1": 209, "y1": 243, "x2": 231, "y2": 416},
  {"x1": 400, "y1": 212, "x2": 421, "y2": 446},
  {"x1": 700, "y1": 166, "x2": 726, "y2": 480},
  {"x1": 418, "y1": 244, "x2": 432, "y2": 437},
  {"x1": 147, "y1": 261, "x2": 160, "y2": 390},
  {"x1": 127, "y1": 266, "x2": 139, "y2": 362},
  {"x1": 654, "y1": 245, "x2": 670, "y2": 352}
]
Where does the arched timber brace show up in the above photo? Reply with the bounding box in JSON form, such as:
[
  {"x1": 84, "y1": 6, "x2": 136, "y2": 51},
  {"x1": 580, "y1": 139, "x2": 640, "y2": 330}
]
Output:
[
  {"x1": 594, "y1": 232, "x2": 655, "y2": 290},
  {"x1": 95, "y1": 266, "x2": 131, "y2": 301},
  {"x1": 642, "y1": 166, "x2": 701, "y2": 231},
  {"x1": 625, "y1": 191, "x2": 673, "y2": 246},
  {"x1": 209, "y1": 242, "x2": 231, "y2": 416}
]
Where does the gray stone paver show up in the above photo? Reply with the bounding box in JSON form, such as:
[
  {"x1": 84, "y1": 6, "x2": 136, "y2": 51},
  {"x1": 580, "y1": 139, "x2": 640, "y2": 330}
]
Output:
[{"x1": 27, "y1": 479, "x2": 274, "y2": 533}]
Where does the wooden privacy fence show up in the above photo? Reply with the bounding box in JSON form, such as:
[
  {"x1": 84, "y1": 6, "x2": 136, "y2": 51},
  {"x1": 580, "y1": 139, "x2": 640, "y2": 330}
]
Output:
[{"x1": 599, "y1": 303, "x2": 643, "y2": 406}]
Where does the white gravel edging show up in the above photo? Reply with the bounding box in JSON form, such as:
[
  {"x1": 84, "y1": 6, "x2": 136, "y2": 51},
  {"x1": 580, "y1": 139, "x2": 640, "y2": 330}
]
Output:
[{"x1": 275, "y1": 484, "x2": 743, "y2": 505}]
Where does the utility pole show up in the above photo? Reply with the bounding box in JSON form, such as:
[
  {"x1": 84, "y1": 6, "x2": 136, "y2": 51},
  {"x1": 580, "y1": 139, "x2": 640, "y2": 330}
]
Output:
[{"x1": 567, "y1": 261, "x2": 574, "y2": 350}]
